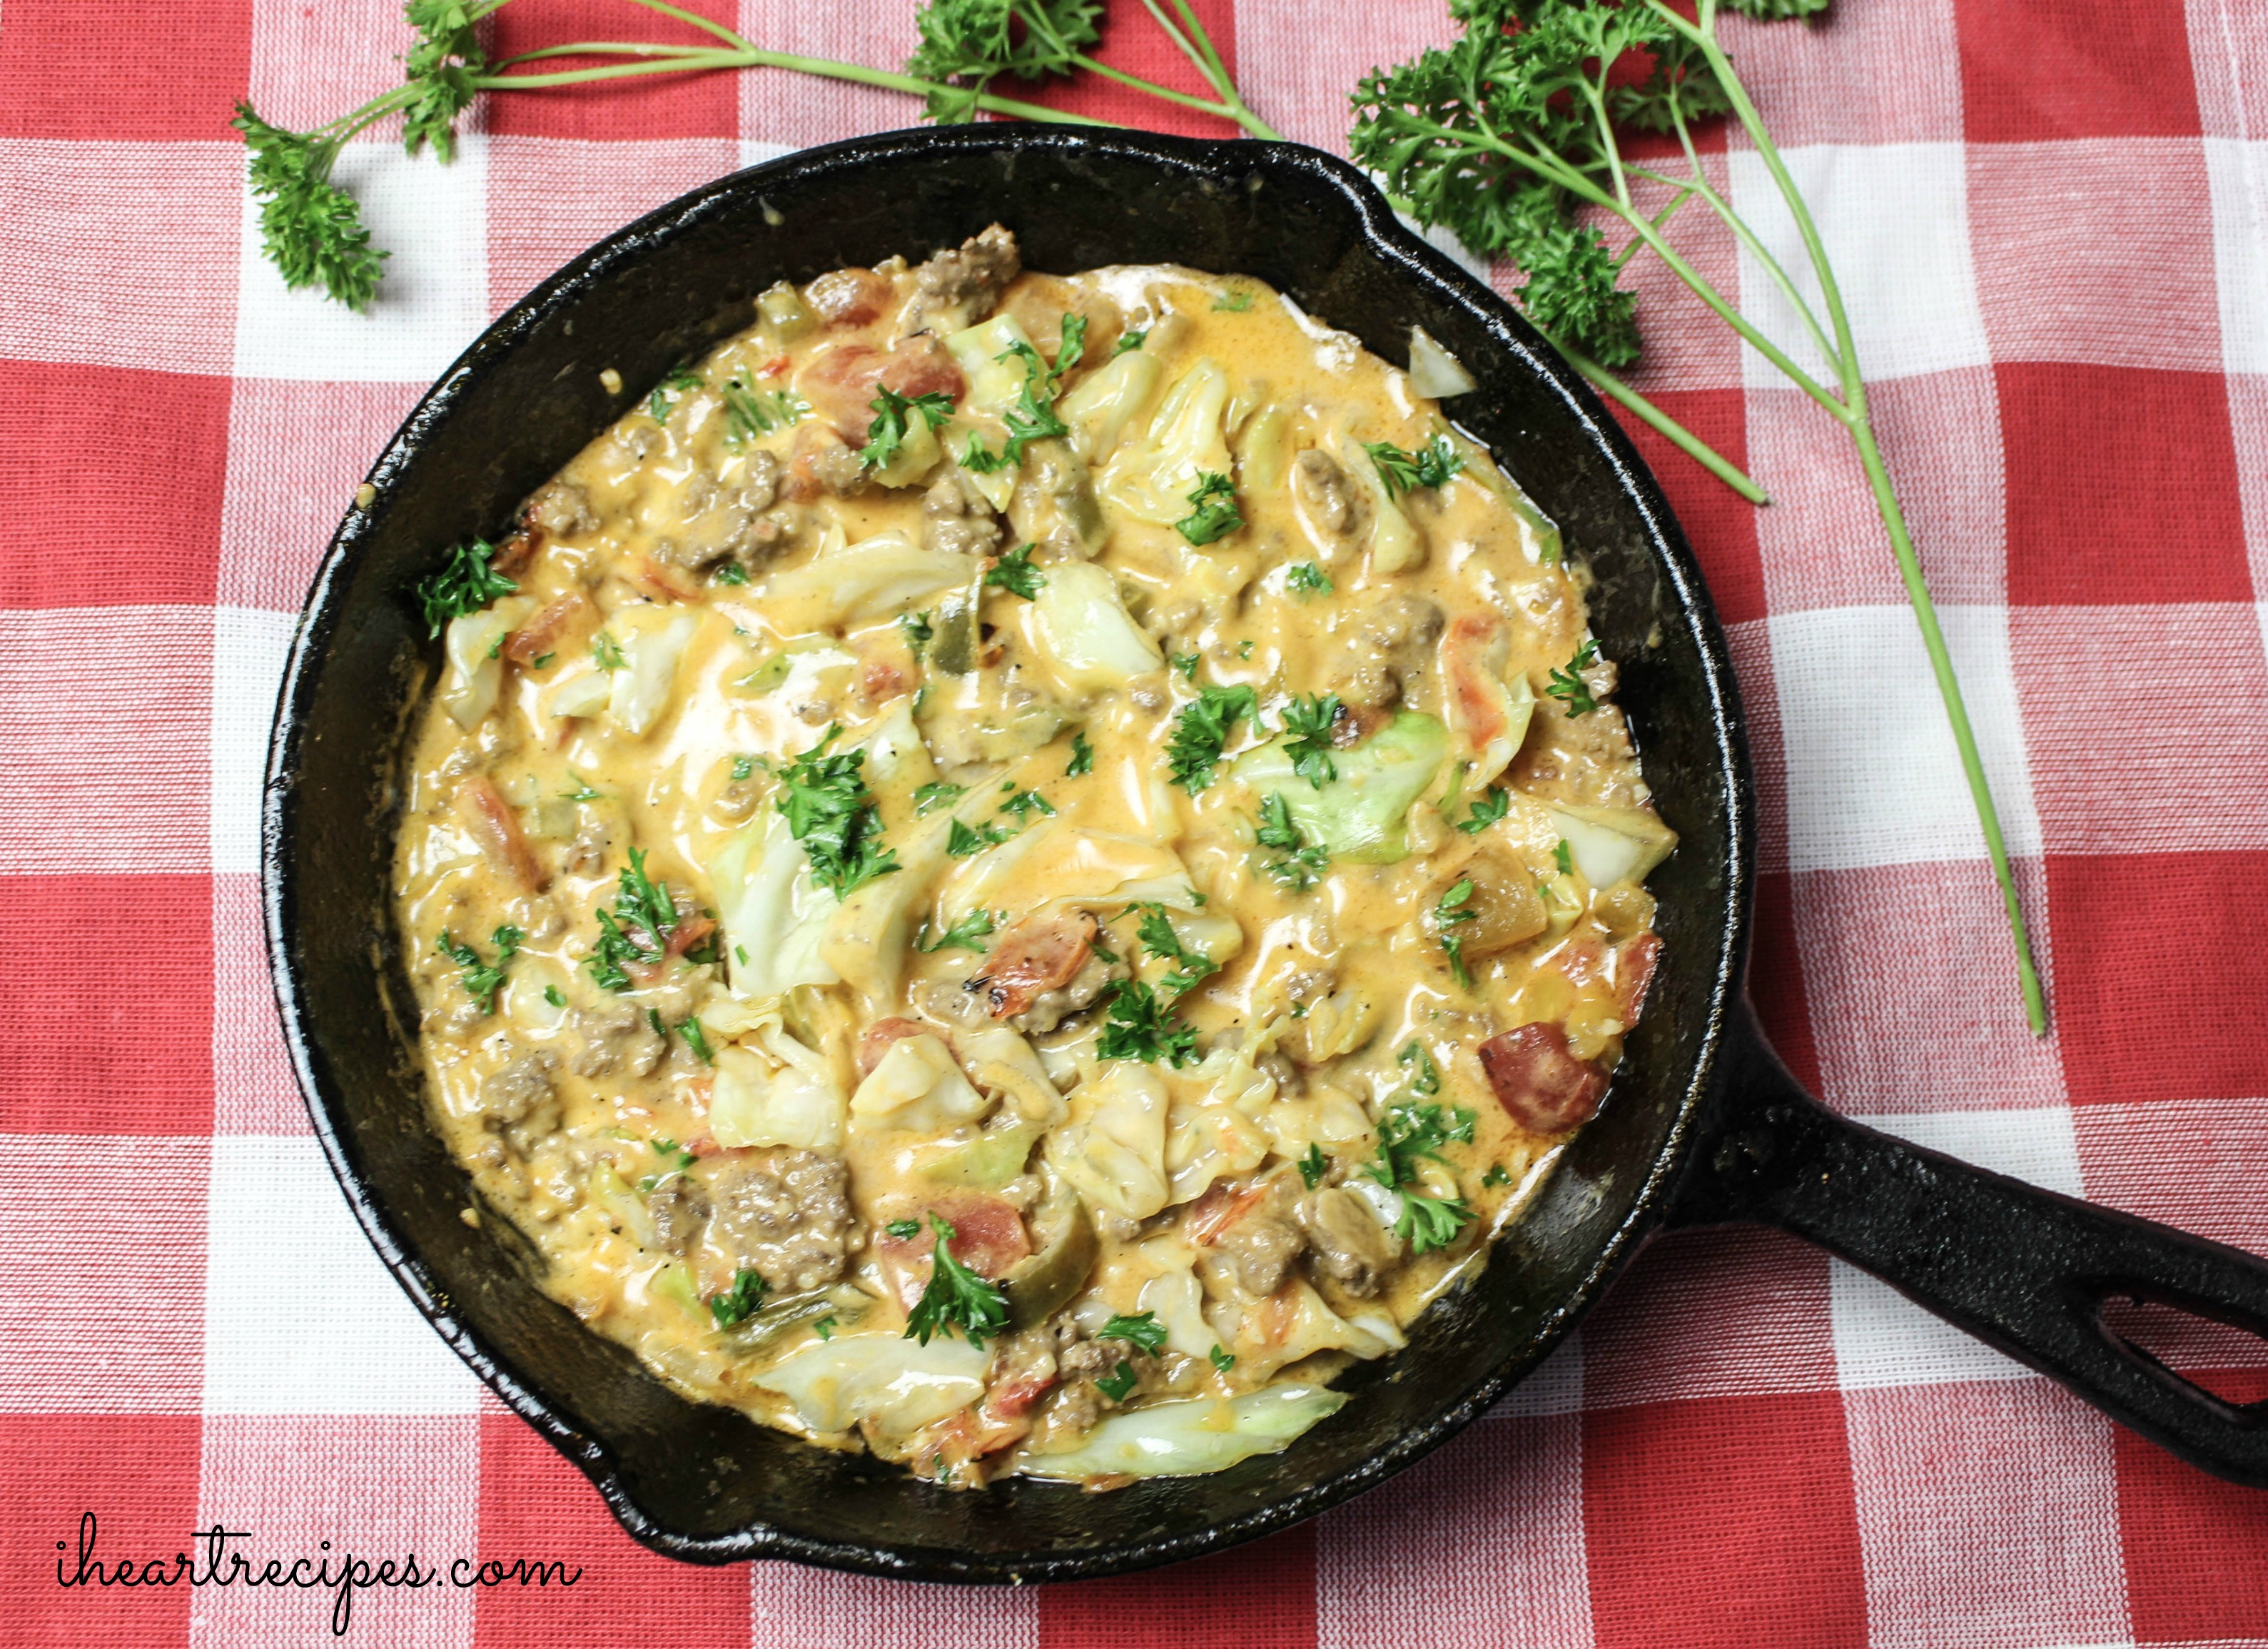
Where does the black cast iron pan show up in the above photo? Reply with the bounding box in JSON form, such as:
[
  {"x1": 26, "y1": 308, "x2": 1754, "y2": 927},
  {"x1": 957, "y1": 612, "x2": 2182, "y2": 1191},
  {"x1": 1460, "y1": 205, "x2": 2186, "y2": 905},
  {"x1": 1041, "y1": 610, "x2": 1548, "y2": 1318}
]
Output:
[{"x1": 262, "y1": 125, "x2": 2268, "y2": 1583}]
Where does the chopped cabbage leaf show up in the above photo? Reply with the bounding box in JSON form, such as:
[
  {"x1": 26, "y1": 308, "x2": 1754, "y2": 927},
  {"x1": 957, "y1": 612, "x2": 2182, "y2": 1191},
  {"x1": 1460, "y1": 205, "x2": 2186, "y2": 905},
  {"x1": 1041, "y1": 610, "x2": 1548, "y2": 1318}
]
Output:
[
  {"x1": 759, "y1": 530, "x2": 971, "y2": 631},
  {"x1": 707, "y1": 814, "x2": 839, "y2": 998},
  {"x1": 607, "y1": 610, "x2": 699, "y2": 736},
  {"x1": 1031, "y1": 561, "x2": 1163, "y2": 693},
  {"x1": 1020, "y1": 1384, "x2": 1347, "y2": 1481},
  {"x1": 850, "y1": 1033, "x2": 993, "y2": 1136},
  {"x1": 441, "y1": 596, "x2": 533, "y2": 729},
  {"x1": 1047, "y1": 1061, "x2": 1170, "y2": 1222},
  {"x1": 1232, "y1": 712, "x2": 1447, "y2": 864},
  {"x1": 1540, "y1": 802, "x2": 1677, "y2": 888},
  {"x1": 752, "y1": 1331, "x2": 990, "y2": 1437},
  {"x1": 1098, "y1": 359, "x2": 1232, "y2": 525}
]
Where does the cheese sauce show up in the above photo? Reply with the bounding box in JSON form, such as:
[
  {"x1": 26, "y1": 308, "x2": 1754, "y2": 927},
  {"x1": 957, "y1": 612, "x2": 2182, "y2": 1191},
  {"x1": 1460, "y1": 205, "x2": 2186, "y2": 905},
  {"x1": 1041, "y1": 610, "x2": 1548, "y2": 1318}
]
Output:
[{"x1": 393, "y1": 228, "x2": 1670, "y2": 1487}]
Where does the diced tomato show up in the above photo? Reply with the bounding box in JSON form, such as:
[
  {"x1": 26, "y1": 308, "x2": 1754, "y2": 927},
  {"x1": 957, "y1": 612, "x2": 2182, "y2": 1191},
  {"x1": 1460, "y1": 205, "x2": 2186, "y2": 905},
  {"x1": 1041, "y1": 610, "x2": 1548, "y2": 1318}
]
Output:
[
  {"x1": 1477, "y1": 1023, "x2": 1608, "y2": 1134},
  {"x1": 1443, "y1": 613, "x2": 1512, "y2": 747},
  {"x1": 1618, "y1": 932, "x2": 1662, "y2": 1022},
  {"x1": 986, "y1": 1372, "x2": 1056, "y2": 1421},
  {"x1": 874, "y1": 1194, "x2": 1031, "y2": 1309},
  {"x1": 502, "y1": 594, "x2": 588, "y2": 665},
  {"x1": 969, "y1": 912, "x2": 1098, "y2": 1019},
  {"x1": 796, "y1": 338, "x2": 965, "y2": 443},
  {"x1": 1186, "y1": 1179, "x2": 1270, "y2": 1246},
  {"x1": 756, "y1": 354, "x2": 791, "y2": 379},
  {"x1": 455, "y1": 775, "x2": 547, "y2": 892},
  {"x1": 859, "y1": 657, "x2": 909, "y2": 706},
  {"x1": 622, "y1": 555, "x2": 699, "y2": 604}
]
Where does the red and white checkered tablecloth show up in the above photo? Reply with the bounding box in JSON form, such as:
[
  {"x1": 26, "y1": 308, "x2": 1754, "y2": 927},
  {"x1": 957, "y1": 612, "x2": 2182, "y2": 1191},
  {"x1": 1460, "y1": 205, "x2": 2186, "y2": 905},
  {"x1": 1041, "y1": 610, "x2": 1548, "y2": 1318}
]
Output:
[{"x1": 6, "y1": 0, "x2": 2268, "y2": 1642}]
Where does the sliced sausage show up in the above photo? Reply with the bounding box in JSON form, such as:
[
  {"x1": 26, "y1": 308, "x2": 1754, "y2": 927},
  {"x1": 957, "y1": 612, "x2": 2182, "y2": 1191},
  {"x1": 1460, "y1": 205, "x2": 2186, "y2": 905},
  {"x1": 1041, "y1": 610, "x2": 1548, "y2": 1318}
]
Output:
[
  {"x1": 856, "y1": 1016, "x2": 935, "y2": 1077},
  {"x1": 1477, "y1": 1022, "x2": 1608, "y2": 1134},
  {"x1": 875, "y1": 1193, "x2": 1031, "y2": 1309},
  {"x1": 968, "y1": 911, "x2": 1098, "y2": 1020},
  {"x1": 455, "y1": 775, "x2": 547, "y2": 892},
  {"x1": 796, "y1": 338, "x2": 966, "y2": 444}
]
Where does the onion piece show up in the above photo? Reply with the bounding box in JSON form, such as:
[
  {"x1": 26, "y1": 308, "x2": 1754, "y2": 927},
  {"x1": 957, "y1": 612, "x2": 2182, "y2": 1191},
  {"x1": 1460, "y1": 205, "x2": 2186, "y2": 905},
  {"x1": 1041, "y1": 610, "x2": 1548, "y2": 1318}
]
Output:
[{"x1": 1408, "y1": 325, "x2": 1477, "y2": 398}]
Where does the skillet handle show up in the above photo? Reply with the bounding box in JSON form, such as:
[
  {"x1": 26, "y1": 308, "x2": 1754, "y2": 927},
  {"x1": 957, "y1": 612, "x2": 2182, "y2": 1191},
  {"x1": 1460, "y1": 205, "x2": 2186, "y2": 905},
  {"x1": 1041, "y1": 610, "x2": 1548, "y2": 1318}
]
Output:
[{"x1": 1669, "y1": 1004, "x2": 2268, "y2": 1487}]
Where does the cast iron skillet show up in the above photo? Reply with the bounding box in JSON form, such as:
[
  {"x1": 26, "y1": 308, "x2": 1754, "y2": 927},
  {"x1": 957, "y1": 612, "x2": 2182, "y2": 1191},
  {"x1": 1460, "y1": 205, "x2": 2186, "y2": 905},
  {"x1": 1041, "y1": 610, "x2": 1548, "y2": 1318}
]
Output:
[{"x1": 262, "y1": 125, "x2": 2268, "y2": 1583}]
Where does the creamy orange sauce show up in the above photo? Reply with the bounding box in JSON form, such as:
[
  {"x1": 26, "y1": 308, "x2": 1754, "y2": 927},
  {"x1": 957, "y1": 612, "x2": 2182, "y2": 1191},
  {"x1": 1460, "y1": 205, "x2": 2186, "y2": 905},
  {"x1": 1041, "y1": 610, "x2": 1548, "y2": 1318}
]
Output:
[{"x1": 392, "y1": 233, "x2": 1670, "y2": 1487}]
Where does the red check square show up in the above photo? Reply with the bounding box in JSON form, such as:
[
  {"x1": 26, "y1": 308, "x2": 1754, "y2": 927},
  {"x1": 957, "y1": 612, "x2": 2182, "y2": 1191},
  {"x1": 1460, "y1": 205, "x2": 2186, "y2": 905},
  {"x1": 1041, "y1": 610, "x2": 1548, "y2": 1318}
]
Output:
[
  {"x1": 0, "y1": 0, "x2": 252, "y2": 143},
  {"x1": 1956, "y1": 0, "x2": 2202, "y2": 141}
]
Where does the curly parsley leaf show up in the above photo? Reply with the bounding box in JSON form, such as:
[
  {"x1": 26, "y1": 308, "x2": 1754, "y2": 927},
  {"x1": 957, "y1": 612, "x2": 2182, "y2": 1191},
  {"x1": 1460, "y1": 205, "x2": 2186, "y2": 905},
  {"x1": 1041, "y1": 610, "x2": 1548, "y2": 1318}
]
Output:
[
  {"x1": 906, "y1": 0, "x2": 1101, "y2": 122},
  {"x1": 884, "y1": 1218, "x2": 923, "y2": 1239},
  {"x1": 1209, "y1": 1343, "x2": 1237, "y2": 1373},
  {"x1": 1098, "y1": 978, "x2": 1200, "y2": 1067},
  {"x1": 591, "y1": 631, "x2": 627, "y2": 671},
  {"x1": 722, "y1": 378, "x2": 809, "y2": 448},
  {"x1": 1395, "y1": 1190, "x2": 1475, "y2": 1254},
  {"x1": 1277, "y1": 694, "x2": 1342, "y2": 788},
  {"x1": 1098, "y1": 1311, "x2": 1168, "y2": 1354},
  {"x1": 864, "y1": 385, "x2": 956, "y2": 470},
  {"x1": 1298, "y1": 1141, "x2": 1330, "y2": 1189},
  {"x1": 996, "y1": 333, "x2": 1073, "y2": 463},
  {"x1": 1173, "y1": 470, "x2": 1244, "y2": 545},
  {"x1": 1459, "y1": 787, "x2": 1512, "y2": 834},
  {"x1": 1368, "y1": 1091, "x2": 1477, "y2": 1253},
  {"x1": 1286, "y1": 561, "x2": 1334, "y2": 599},
  {"x1": 903, "y1": 1214, "x2": 1011, "y2": 1346},
  {"x1": 709, "y1": 1267, "x2": 766, "y2": 1330},
  {"x1": 1365, "y1": 433, "x2": 1465, "y2": 499},
  {"x1": 948, "y1": 817, "x2": 1013, "y2": 857},
  {"x1": 1165, "y1": 683, "x2": 1258, "y2": 793},
  {"x1": 1433, "y1": 877, "x2": 1479, "y2": 988},
  {"x1": 436, "y1": 923, "x2": 521, "y2": 1013},
  {"x1": 1067, "y1": 728, "x2": 1095, "y2": 777},
  {"x1": 1256, "y1": 792, "x2": 1330, "y2": 892},
  {"x1": 984, "y1": 544, "x2": 1045, "y2": 600},
  {"x1": 1095, "y1": 1361, "x2": 1140, "y2": 1401},
  {"x1": 1112, "y1": 326, "x2": 1149, "y2": 358},
  {"x1": 1133, "y1": 902, "x2": 1215, "y2": 999},
  {"x1": 918, "y1": 907, "x2": 997, "y2": 954},
  {"x1": 776, "y1": 726, "x2": 898, "y2": 899},
  {"x1": 411, "y1": 538, "x2": 517, "y2": 638},
  {"x1": 233, "y1": 103, "x2": 388, "y2": 313},
  {"x1": 1545, "y1": 638, "x2": 1601, "y2": 717},
  {"x1": 647, "y1": 364, "x2": 702, "y2": 423},
  {"x1": 913, "y1": 780, "x2": 967, "y2": 817}
]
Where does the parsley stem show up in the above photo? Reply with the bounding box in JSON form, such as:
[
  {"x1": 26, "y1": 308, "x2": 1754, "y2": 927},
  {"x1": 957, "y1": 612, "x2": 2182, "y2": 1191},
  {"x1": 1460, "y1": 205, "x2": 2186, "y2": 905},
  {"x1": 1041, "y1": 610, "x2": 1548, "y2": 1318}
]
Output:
[
  {"x1": 1068, "y1": 52, "x2": 1267, "y2": 131},
  {"x1": 1659, "y1": 0, "x2": 2047, "y2": 1034},
  {"x1": 1133, "y1": 0, "x2": 1282, "y2": 141},
  {"x1": 1554, "y1": 335, "x2": 1769, "y2": 505},
  {"x1": 491, "y1": 42, "x2": 723, "y2": 64}
]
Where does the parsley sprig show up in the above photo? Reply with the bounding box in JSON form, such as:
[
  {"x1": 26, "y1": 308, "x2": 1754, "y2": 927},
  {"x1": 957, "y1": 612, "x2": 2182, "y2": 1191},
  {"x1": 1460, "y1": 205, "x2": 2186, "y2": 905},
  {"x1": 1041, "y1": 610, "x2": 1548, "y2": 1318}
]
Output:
[
  {"x1": 1165, "y1": 683, "x2": 1257, "y2": 794},
  {"x1": 709, "y1": 1268, "x2": 766, "y2": 1329},
  {"x1": 1133, "y1": 903, "x2": 1215, "y2": 999},
  {"x1": 918, "y1": 908, "x2": 998, "y2": 954},
  {"x1": 863, "y1": 385, "x2": 956, "y2": 470},
  {"x1": 1366, "y1": 1080, "x2": 1478, "y2": 1256},
  {"x1": 587, "y1": 847, "x2": 684, "y2": 992},
  {"x1": 1545, "y1": 640, "x2": 1601, "y2": 717},
  {"x1": 1352, "y1": 0, "x2": 2045, "y2": 1031},
  {"x1": 777, "y1": 726, "x2": 899, "y2": 899},
  {"x1": 1277, "y1": 694, "x2": 1342, "y2": 788},
  {"x1": 903, "y1": 1215, "x2": 1011, "y2": 1346},
  {"x1": 1365, "y1": 433, "x2": 1464, "y2": 498},
  {"x1": 1098, "y1": 1311, "x2": 1168, "y2": 1354},
  {"x1": 1256, "y1": 792, "x2": 1328, "y2": 892},
  {"x1": 1173, "y1": 471, "x2": 1243, "y2": 545},
  {"x1": 984, "y1": 545, "x2": 1045, "y2": 600},
  {"x1": 411, "y1": 538, "x2": 517, "y2": 638},
  {"x1": 437, "y1": 923, "x2": 522, "y2": 1013},
  {"x1": 1433, "y1": 878, "x2": 1479, "y2": 989},
  {"x1": 1459, "y1": 787, "x2": 1512, "y2": 834},
  {"x1": 1097, "y1": 978, "x2": 1199, "y2": 1068}
]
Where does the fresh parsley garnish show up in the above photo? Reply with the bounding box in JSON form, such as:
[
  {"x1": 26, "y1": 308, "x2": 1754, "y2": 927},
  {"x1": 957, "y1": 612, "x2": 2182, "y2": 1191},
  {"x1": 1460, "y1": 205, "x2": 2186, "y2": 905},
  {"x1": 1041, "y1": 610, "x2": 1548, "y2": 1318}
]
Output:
[
  {"x1": 1098, "y1": 1311, "x2": 1168, "y2": 1354},
  {"x1": 591, "y1": 631, "x2": 626, "y2": 671},
  {"x1": 997, "y1": 787, "x2": 1055, "y2": 823},
  {"x1": 719, "y1": 379, "x2": 807, "y2": 448},
  {"x1": 651, "y1": 1134, "x2": 697, "y2": 1171},
  {"x1": 709, "y1": 1268, "x2": 766, "y2": 1329},
  {"x1": 1278, "y1": 694, "x2": 1342, "y2": 788},
  {"x1": 543, "y1": 984, "x2": 566, "y2": 1009},
  {"x1": 1095, "y1": 1362, "x2": 1140, "y2": 1401},
  {"x1": 862, "y1": 385, "x2": 956, "y2": 470},
  {"x1": 776, "y1": 726, "x2": 898, "y2": 899},
  {"x1": 1173, "y1": 470, "x2": 1243, "y2": 545},
  {"x1": 1286, "y1": 561, "x2": 1333, "y2": 599},
  {"x1": 1459, "y1": 787, "x2": 1512, "y2": 834},
  {"x1": 1365, "y1": 433, "x2": 1465, "y2": 499},
  {"x1": 884, "y1": 1218, "x2": 922, "y2": 1239},
  {"x1": 901, "y1": 609, "x2": 933, "y2": 662},
  {"x1": 436, "y1": 923, "x2": 521, "y2": 1013},
  {"x1": 711, "y1": 561, "x2": 750, "y2": 586},
  {"x1": 1482, "y1": 1164, "x2": 1512, "y2": 1188},
  {"x1": 1213, "y1": 288, "x2": 1254, "y2": 313},
  {"x1": 562, "y1": 778, "x2": 602, "y2": 802},
  {"x1": 679, "y1": 1017, "x2": 715, "y2": 1064},
  {"x1": 1164, "y1": 682, "x2": 1257, "y2": 793},
  {"x1": 1171, "y1": 652, "x2": 1200, "y2": 682},
  {"x1": 1112, "y1": 327, "x2": 1148, "y2": 357},
  {"x1": 1097, "y1": 978, "x2": 1199, "y2": 1068},
  {"x1": 996, "y1": 331, "x2": 1073, "y2": 464},
  {"x1": 1133, "y1": 902, "x2": 1215, "y2": 999},
  {"x1": 1367, "y1": 1095, "x2": 1478, "y2": 1256},
  {"x1": 1434, "y1": 878, "x2": 1479, "y2": 988},
  {"x1": 646, "y1": 363, "x2": 702, "y2": 423},
  {"x1": 1209, "y1": 1344, "x2": 1236, "y2": 1373},
  {"x1": 1546, "y1": 640, "x2": 1600, "y2": 717},
  {"x1": 411, "y1": 539, "x2": 517, "y2": 639},
  {"x1": 1298, "y1": 1142, "x2": 1329, "y2": 1189},
  {"x1": 1257, "y1": 792, "x2": 1329, "y2": 891},
  {"x1": 1554, "y1": 838, "x2": 1574, "y2": 876},
  {"x1": 913, "y1": 780, "x2": 966, "y2": 816},
  {"x1": 587, "y1": 847, "x2": 678, "y2": 991},
  {"x1": 1399, "y1": 1039, "x2": 1443, "y2": 1096},
  {"x1": 903, "y1": 1214, "x2": 1010, "y2": 1346},
  {"x1": 961, "y1": 434, "x2": 1011, "y2": 473},
  {"x1": 947, "y1": 817, "x2": 1011, "y2": 857},
  {"x1": 1067, "y1": 729, "x2": 1094, "y2": 777},
  {"x1": 918, "y1": 908, "x2": 997, "y2": 954},
  {"x1": 983, "y1": 544, "x2": 1044, "y2": 600},
  {"x1": 730, "y1": 755, "x2": 756, "y2": 782}
]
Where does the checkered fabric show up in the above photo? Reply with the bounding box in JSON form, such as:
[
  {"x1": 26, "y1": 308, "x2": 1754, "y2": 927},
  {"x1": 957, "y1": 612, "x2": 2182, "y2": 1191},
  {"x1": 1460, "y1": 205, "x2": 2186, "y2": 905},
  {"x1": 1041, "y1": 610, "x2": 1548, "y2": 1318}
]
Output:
[{"x1": 4, "y1": 0, "x2": 2267, "y2": 1641}]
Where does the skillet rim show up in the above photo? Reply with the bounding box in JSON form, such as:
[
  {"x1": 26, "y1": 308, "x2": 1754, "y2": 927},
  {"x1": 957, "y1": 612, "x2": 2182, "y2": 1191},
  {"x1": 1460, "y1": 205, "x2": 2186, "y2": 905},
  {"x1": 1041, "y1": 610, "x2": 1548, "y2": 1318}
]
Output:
[{"x1": 261, "y1": 121, "x2": 1756, "y2": 1580}]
